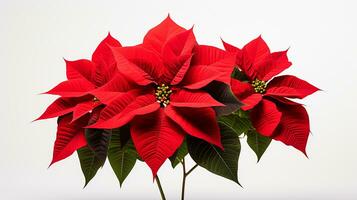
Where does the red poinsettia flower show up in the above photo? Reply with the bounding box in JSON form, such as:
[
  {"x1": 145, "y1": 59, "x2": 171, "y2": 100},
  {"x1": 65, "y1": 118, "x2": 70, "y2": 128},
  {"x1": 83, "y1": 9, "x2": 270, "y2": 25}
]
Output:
[
  {"x1": 89, "y1": 16, "x2": 236, "y2": 176},
  {"x1": 36, "y1": 34, "x2": 121, "y2": 165},
  {"x1": 223, "y1": 36, "x2": 319, "y2": 154}
]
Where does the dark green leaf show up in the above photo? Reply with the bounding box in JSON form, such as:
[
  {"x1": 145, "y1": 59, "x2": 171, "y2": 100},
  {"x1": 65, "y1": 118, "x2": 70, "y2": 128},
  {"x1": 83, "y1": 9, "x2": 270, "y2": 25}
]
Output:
[
  {"x1": 85, "y1": 128, "x2": 112, "y2": 162},
  {"x1": 77, "y1": 146, "x2": 104, "y2": 187},
  {"x1": 169, "y1": 140, "x2": 188, "y2": 168},
  {"x1": 231, "y1": 67, "x2": 249, "y2": 81},
  {"x1": 187, "y1": 123, "x2": 241, "y2": 185},
  {"x1": 218, "y1": 112, "x2": 253, "y2": 136},
  {"x1": 247, "y1": 130, "x2": 271, "y2": 162},
  {"x1": 204, "y1": 81, "x2": 242, "y2": 116},
  {"x1": 108, "y1": 127, "x2": 137, "y2": 187}
]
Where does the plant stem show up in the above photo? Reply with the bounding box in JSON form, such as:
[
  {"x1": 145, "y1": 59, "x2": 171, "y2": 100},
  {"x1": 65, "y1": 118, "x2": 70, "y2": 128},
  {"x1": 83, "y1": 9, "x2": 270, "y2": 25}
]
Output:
[
  {"x1": 181, "y1": 158, "x2": 187, "y2": 200},
  {"x1": 186, "y1": 164, "x2": 198, "y2": 176},
  {"x1": 181, "y1": 159, "x2": 199, "y2": 200},
  {"x1": 156, "y1": 176, "x2": 166, "y2": 200}
]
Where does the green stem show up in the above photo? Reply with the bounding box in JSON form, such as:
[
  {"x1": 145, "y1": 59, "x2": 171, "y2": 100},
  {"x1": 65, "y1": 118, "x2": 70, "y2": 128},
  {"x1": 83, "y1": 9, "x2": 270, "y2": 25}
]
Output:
[
  {"x1": 181, "y1": 158, "x2": 186, "y2": 200},
  {"x1": 181, "y1": 160, "x2": 199, "y2": 200},
  {"x1": 186, "y1": 164, "x2": 198, "y2": 176},
  {"x1": 156, "y1": 176, "x2": 166, "y2": 200}
]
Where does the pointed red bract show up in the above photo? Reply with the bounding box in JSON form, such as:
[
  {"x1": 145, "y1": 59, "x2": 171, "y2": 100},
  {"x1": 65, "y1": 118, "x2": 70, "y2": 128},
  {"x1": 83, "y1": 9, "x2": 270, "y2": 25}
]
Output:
[
  {"x1": 65, "y1": 59, "x2": 95, "y2": 82},
  {"x1": 273, "y1": 104, "x2": 310, "y2": 155},
  {"x1": 260, "y1": 50, "x2": 291, "y2": 81},
  {"x1": 165, "y1": 106, "x2": 223, "y2": 148},
  {"x1": 50, "y1": 114, "x2": 89, "y2": 165},
  {"x1": 92, "y1": 33, "x2": 122, "y2": 86},
  {"x1": 131, "y1": 109, "x2": 185, "y2": 176},
  {"x1": 181, "y1": 64, "x2": 223, "y2": 89},
  {"x1": 170, "y1": 89, "x2": 224, "y2": 108},
  {"x1": 169, "y1": 55, "x2": 192, "y2": 85},
  {"x1": 45, "y1": 79, "x2": 95, "y2": 97},
  {"x1": 111, "y1": 47, "x2": 155, "y2": 85},
  {"x1": 191, "y1": 45, "x2": 236, "y2": 85},
  {"x1": 231, "y1": 79, "x2": 262, "y2": 110},
  {"x1": 92, "y1": 33, "x2": 122, "y2": 65},
  {"x1": 143, "y1": 15, "x2": 185, "y2": 53},
  {"x1": 250, "y1": 99, "x2": 282, "y2": 137},
  {"x1": 89, "y1": 92, "x2": 160, "y2": 129},
  {"x1": 72, "y1": 101, "x2": 100, "y2": 122},
  {"x1": 36, "y1": 98, "x2": 77, "y2": 120},
  {"x1": 266, "y1": 75, "x2": 320, "y2": 99}
]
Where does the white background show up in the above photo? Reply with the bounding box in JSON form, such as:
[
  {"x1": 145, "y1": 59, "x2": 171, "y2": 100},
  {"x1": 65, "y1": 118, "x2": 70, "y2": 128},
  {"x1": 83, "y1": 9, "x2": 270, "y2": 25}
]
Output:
[{"x1": 1, "y1": 0, "x2": 356, "y2": 199}]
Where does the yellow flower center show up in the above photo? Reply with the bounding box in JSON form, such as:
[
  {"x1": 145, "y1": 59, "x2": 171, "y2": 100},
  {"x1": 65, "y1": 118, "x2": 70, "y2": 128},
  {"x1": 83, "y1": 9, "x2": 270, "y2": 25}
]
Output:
[
  {"x1": 155, "y1": 84, "x2": 172, "y2": 107},
  {"x1": 251, "y1": 79, "x2": 267, "y2": 94}
]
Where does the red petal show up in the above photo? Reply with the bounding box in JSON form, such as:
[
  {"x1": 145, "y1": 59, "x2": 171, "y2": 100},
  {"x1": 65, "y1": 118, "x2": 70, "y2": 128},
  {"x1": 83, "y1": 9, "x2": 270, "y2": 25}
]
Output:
[
  {"x1": 231, "y1": 79, "x2": 254, "y2": 100},
  {"x1": 241, "y1": 94, "x2": 263, "y2": 111},
  {"x1": 91, "y1": 73, "x2": 139, "y2": 104},
  {"x1": 165, "y1": 106, "x2": 222, "y2": 148},
  {"x1": 169, "y1": 55, "x2": 192, "y2": 85},
  {"x1": 143, "y1": 15, "x2": 186, "y2": 53},
  {"x1": 162, "y1": 28, "x2": 196, "y2": 61},
  {"x1": 260, "y1": 50, "x2": 292, "y2": 81},
  {"x1": 221, "y1": 39, "x2": 243, "y2": 66},
  {"x1": 267, "y1": 96, "x2": 302, "y2": 106},
  {"x1": 231, "y1": 79, "x2": 261, "y2": 110},
  {"x1": 170, "y1": 89, "x2": 224, "y2": 108},
  {"x1": 72, "y1": 100, "x2": 100, "y2": 122},
  {"x1": 266, "y1": 75, "x2": 319, "y2": 99},
  {"x1": 222, "y1": 39, "x2": 242, "y2": 54},
  {"x1": 250, "y1": 99, "x2": 282, "y2": 137},
  {"x1": 181, "y1": 65, "x2": 223, "y2": 89},
  {"x1": 36, "y1": 98, "x2": 77, "y2": 120},
  {"x1": 191, "y1": 45, "x2": 236, "y2": 84},
  {"x1": 131, "y1": 109, "x2": 185, "y2": 176},
  {"x1": 89, "y1": 92, "x2": 160, "y2": 129},
  {"x1": 45, "y1": 79, "x2": 95, "y2": 97},
  {"x1": 115, "y1": 46, "x2": 165, "y2": 80},
  {"x1": 92, "y1": 33, "x2": 122, "y2": 65},
  {"x1": 160, "y1": 29, "x2": 196, "y2": 84},
  {"x1": 111, "y1": 47, "x2": 157, "y2": 85},
  {"x1": 50, "y1": 114, "x2": 89, "y2": 165},
  {"x1": 273, "y1": 104, "x2": 310, "y2": 155},
  {"x1": 65, "y1": 59, "x2": 96, "y2": 82},
  {"x1": 241, "y1": 36, "x2": 270, "y2": 80},
  {"x1": 91, "y1": 34, "x2": 122, "y2": 86}
]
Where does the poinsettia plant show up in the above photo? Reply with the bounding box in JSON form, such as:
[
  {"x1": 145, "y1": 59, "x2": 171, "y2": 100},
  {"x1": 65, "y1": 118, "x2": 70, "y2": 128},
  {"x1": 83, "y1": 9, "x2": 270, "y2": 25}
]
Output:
[{"x1": 36, "y1": 15, "x2": 318, "y2": 199}]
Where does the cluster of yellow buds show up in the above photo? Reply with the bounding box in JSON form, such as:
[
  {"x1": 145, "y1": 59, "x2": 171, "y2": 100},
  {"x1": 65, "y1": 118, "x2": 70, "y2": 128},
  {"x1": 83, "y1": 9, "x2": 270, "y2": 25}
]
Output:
[
  {"x1": 155, "y1": 84, "x2": 172, "y2": 107},
  {"x1": 251, "y1": 78, "x2": 267, "y2": 94}
]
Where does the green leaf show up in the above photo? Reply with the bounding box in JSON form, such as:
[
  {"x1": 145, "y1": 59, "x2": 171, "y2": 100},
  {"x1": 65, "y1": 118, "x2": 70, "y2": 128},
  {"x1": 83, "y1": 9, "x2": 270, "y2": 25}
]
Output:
[
  {"x1": 108, "y1": 127, "x2": 138, "y2": 187},
  {"x1": 85, "y1": 128, "x2": 112, "y2": 161},
  {"x1": 218, "y1": 112, "x2": 253, "y2": 136},
  {"x1": 231, "y1": 67, "x2": 249, "y2": 81},
  {"x1": 169, "y1": 140, "x2": 188, "y2": 168},
  {"x1": 247, "y1": 130, "x2": 271, "y2": 162},
  {"x1": 187, "y1": 123, "x2": 241, "y2": 185},
  {"x1": 204, "y1": 81, "x2": 242, "y2": 116},
  {"x1": 77, "y1": 146, "x2": 104, "y2": 187}
]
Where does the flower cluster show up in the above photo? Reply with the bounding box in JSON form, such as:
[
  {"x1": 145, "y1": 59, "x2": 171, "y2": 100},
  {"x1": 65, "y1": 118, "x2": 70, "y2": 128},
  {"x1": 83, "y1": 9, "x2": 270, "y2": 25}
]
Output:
[{"x1": 37, "y1": 16, "x2": 318, "y2": 195}]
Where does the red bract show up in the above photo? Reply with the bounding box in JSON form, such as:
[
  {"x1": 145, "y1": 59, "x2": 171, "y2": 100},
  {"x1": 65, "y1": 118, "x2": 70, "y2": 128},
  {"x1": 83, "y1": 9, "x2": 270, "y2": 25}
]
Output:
[
  {"x1": 223, "y1": 36, "x2": 319, "y2": 154},
  {"x1": 89, "y1": 16, "x2": 236, "y2": 176},
  {"x1": 36, "y1": 34, "x2": 121, "y2": 165}
]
